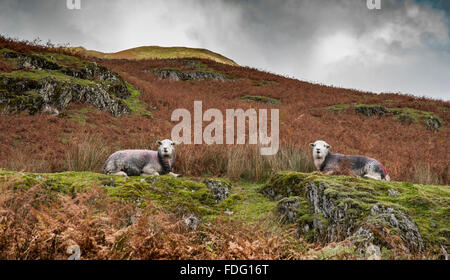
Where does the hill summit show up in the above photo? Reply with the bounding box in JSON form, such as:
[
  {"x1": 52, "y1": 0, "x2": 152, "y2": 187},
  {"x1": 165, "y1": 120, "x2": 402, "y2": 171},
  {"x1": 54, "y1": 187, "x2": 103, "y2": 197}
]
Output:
[{"x1": 69, "y1": 46, "x2": 238, "y2": 66}]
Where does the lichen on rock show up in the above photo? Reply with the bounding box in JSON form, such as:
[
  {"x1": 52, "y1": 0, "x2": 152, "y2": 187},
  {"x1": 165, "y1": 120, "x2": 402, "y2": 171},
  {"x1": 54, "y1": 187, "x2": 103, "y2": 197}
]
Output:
[
  {"x1": 204, "y1": 178, "x2": 232, "y2": 204},
  {"x1": 260, "y1": 171, "x2": 449, "y2": 255}
]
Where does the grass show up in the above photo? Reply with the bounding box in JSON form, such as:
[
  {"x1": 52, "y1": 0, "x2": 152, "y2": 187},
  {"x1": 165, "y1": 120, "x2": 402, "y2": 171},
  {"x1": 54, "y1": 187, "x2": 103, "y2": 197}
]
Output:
[
  {"x1": 240, "y1": 95, "x2": 281, "y2": 105},
  {"x1": 122, "y1": 83, "x2": 152, "y2": 118},
  {"x1": 70, "y1": 46, "x2": 238, "y2": 66},
  {"x1": 326, "y1": 103, "x2": 445, "y2": 129}
]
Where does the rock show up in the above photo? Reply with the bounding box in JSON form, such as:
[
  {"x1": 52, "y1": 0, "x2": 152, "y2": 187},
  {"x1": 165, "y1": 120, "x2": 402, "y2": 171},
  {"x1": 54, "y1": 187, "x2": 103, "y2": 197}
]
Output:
[
  {"x1": 441, "y1": 245, "x2": 449, "y2": 260},
  {"x1": 66, "y1": 244, "x2": 81, "y2": 260},
  {"x1": 204, "y1": 179, "x2": 231, "y2": 203},
  {"x1": 388, "y1": 189, "x2": 399, "y2": 197},
  {"x1": 0, "y1": 50, "x2": 131, "y2": 116},
  {"x1": 154, "y1": 69, "x2": 230, "y2": 81},
  {"x1": 424, "y1": 116, "x2": 442, "y2": 131},
  {"x1": 0, "y1": 75, "x2": 130, "y2": 117},
  {"x1": 183, "y1": 214, "x2": 201, "y2": 231},
  {"x1": 259, "y1": 172, "x2": 428, "y2": 254},
  {"x1": 354, "y1": 105, "x2": 390, "y2": 117},
  {"x1": 42, "y1": 104, "x2": 60, "y2": 115},
  {"x1": 366, "y1": 244, "x2": 382, "y2": 260},
  {"x1": 276, "y1": 197, "x2": 302, "y2": 224},
  {"x1": 368, "y1": 204, "x2": 424, "y2": 252}
]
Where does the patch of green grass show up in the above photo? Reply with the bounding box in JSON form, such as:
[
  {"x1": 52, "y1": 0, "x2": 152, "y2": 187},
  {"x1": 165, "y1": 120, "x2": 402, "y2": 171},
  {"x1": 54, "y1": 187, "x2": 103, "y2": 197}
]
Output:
[
  {"x1": 325, "y1": 103, "x2": 445, "y2": 129},
  {"x1": 39, "y1": 52, "x2": 85, "y2": 68},
  {"x1": 0, "y1": 70, "x2": 97, "y2": 87},
  {"x1": 390, "y1": 107, "x2": 444, "y2": 124},
  {"x1": 240, "y1": 95, "x2": 281, "y2": 105},
  {"x1": 326, "y1": 104, "x2": 351, "y2": 112},
  {"x1": 253, "y1": 80, "x2": 279, "y2": 87},
  {"x1": 122, "y1": 83, "x2": 152, "y2": 118},
  {"x1": 227, "y1": 182, "x2": 278, "y2": 225}
]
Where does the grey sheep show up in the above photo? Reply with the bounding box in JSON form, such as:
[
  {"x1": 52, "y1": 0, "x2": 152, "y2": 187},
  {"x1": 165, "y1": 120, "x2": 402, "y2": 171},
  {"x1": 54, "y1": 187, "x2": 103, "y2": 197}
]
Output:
[
  {"x1": 103, "y1": 139, "x2": 180, "y2": 177},
  {"x1": 310, "y1": 140, "x2": 390, "y2": 181}
]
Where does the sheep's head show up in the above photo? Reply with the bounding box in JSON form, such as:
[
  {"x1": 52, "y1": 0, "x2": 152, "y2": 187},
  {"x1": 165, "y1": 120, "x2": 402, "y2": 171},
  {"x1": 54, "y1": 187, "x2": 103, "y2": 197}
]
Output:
[
  {"x1": 309, "y1": 140, "x2": 331, "y2": 159},
  {"x1": 157, "y1": 139, "x2": 177, "y2": 158}
]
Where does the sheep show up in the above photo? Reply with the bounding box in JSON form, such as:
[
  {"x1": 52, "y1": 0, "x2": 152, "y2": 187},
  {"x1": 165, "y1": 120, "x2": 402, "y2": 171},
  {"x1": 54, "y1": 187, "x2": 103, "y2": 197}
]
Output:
[
  {"x1": 103, "y1": 139, "x2": 181, "y2": 177},
  {"x1": 309, "y1": 140, "x2": 390, "y2": 181}
]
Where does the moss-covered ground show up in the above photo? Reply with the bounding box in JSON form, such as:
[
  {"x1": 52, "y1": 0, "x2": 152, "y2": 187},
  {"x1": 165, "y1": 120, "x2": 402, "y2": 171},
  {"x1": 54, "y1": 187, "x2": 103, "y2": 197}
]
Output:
[
  {"x1": 260, "y1": 171, "x2": 450, "y2": 253},
  {"x1": 326, "y1": 103, "x2": 445, "y2": 130}
]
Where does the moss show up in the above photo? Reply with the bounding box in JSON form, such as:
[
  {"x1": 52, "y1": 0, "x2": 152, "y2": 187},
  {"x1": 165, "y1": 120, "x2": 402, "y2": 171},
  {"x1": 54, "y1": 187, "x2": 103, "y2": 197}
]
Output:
[
  {"x1": 317, "y1": 244, "x2": 357, "y2": 260},
  {"x1": 229, "y1": 182, "x2": 279, "y2": 226},
  {"x1": 326, "y1": 104, "x2": 351, "y2": 112},
  {"x1": 1, "y1": 70, "x2": 97, "y2": 87},
  {"x1": 325, "y1": 103, "x2": 444, "y2": 130},
  {"x1": 122, "y1": 83, "x2": 152, "y2": 118},
  {"x1": 240, "y1": 95, "x2": 281, "y2": 105},
  {"x1": 253, "y1": 80, "x2": 279, "y2": 87},
  {"x1": 262, "y1": 171, "x2": 450, "y2": 250},
  {"x1": 39, "y1": 52, "x2": 85, "y2": 68}
]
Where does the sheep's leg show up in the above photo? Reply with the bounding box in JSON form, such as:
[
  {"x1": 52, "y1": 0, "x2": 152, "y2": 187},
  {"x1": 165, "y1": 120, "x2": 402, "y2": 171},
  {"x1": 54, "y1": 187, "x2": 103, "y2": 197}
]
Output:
[
  {"x1": 169, "y1": 172, "x2": 182, "y2": 177},
  {"x1": 141, "y1": 171, "x2": 160, "y2": 176},
  {"x1": 111, "y1": 171, "x2": 129, "y2": 178},
  {"x1": 363, "y1": 173, "x2": 382, "y2": 180}
]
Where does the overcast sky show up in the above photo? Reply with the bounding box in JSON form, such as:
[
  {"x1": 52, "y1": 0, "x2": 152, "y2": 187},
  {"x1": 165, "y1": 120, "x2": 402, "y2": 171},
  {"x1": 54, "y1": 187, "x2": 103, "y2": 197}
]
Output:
[{"x1": 0, "y1": 0, "x2": 449, "y2": 100}]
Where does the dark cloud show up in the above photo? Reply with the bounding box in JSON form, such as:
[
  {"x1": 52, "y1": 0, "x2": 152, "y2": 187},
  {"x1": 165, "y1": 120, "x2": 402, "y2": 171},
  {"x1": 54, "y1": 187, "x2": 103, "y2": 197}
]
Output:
[{"x1": 0, "y1": 0, "x2": 449, "y2": 100}]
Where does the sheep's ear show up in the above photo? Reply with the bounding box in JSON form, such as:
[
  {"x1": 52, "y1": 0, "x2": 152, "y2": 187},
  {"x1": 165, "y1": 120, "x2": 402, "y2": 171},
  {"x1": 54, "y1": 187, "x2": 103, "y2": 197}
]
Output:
[
  {"x1": 157, "y1": 140, "x2": 162, "y2": 145},
  {"x1": 309, "y1": 143, "x2": 315, "y2": 148}
]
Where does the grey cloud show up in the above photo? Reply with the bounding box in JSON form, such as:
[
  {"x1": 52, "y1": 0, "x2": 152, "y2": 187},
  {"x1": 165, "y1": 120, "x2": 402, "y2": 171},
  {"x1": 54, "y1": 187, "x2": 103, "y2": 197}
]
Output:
[{"x1": 0, "y1": 0, "x2": 448, "y2": 100}]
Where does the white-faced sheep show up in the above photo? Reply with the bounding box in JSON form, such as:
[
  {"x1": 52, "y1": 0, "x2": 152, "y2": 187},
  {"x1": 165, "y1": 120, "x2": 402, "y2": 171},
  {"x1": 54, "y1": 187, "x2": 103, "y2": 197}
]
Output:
[
  {"x1": 309, "y1": 140, "x2": 390, "y2": 181},
  {"x1": 103, "y1": 139, "x2": 180, "y2": 177}
]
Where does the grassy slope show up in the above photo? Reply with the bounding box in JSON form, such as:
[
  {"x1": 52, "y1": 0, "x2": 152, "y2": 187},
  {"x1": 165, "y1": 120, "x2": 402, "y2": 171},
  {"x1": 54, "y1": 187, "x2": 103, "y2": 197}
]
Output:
[{"x1": 69, "y1": 46, "x2": 238, "y2": 66}]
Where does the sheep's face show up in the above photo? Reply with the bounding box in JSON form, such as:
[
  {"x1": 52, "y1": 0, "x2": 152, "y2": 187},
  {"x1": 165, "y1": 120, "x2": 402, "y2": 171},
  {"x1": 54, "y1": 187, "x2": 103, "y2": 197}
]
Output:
[
  {"x1": 157, "y1": 139, "x2": 177, "y2": 157},
  {"x1": 309, "y1": 140, "x2": 331, "y2": 159}
]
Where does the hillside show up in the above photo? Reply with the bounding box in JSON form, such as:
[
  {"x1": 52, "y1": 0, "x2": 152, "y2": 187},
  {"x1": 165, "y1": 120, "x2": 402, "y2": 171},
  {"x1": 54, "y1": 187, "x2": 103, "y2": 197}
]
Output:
[
  {"x1": 68, "y1": 46, "x2": 238, "y2": 66},
  {"x1": 0, "y1": 37, "x2": 449, "y2": 260}
]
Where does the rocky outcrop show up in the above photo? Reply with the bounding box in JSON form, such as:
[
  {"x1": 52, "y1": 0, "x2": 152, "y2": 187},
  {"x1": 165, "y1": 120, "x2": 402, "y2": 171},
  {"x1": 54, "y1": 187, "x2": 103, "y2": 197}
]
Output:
[
  {"x1": 260, "y1": 172, "x2": 442, "y2": 255},
  {"x1": 354, "y1": 105, "x2": 389, "y2": 117},
  {"x1": 205, "y1": 179, "x2": 232, "y2": 203},
  {"x1": 0, "y1": 49, "x2": 131, "y2": 116},
  {"x1": 0, "y1": 75, "x2": 130, "y2": 117},
  {"x1": 423, "y1": 116, "x2": 442, "y2": 131},
  {"x1": 154, "y1": 68, "x2": 230, "y2": 81}
]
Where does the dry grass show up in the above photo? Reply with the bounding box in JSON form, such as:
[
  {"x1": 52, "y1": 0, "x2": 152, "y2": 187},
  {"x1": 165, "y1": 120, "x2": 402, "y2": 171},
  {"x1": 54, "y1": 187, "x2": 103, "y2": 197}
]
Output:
[
  {"x1": 63, "y1": 135, "x2": 111, "y2": 172},
  {"x1": 0, "y1": 176, "x2": 306, "y2": 260}
]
